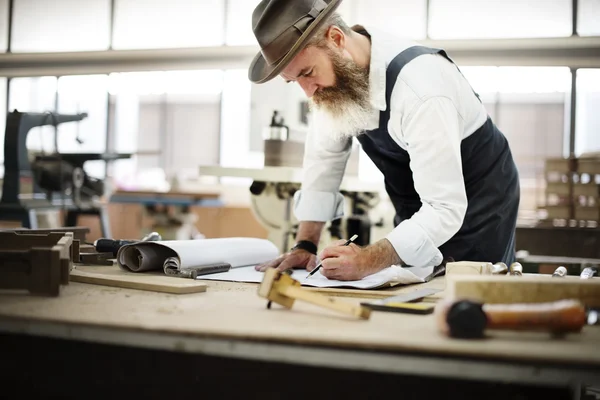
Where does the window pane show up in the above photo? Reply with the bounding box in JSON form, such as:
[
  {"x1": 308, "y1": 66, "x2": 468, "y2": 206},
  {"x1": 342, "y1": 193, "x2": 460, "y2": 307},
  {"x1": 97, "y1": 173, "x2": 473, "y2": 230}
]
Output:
[
  {"x1": 578, "y1": 0, "x2": 600, "y2": 36},
  {"x1": 335, "y1": 0, "x2": 357, "y2": 24},
  {"x1": 11, "y1": 0, "x2": 110, "y2": 52},
  {"x1": 355, "y1": 0, "x2": 427, "y2": 39},
  {"x1": 460, "y1": 66, "x2": 571, "y2": 220},
  {"x1": 108, "y1": 70, "x2": 223, "y2": 189},
  {"x1": 0, "y1": 78, "x2": 6, "y2": 175},
  {"x1": 226, "y1": 0, "x2": 260, "y2": 46},
  {"x1": 8, "y1": 77, "x2": 57, "y2": 159},
  {"x1": 0, "y1": 0, "x2": 8, "y2": 52},
  {"x1": 113, "y1": 0, "x2": 225, "y2": 49},
  {"x1": 222, "y1": 69, "x2": 252, "y2": 170},
  {"x1": 575, "y1": 69, "x2": 600, "y2": 157},
  {"x1": 429, "y1": 0, "x2": 572, "y2": 39},
  {"x1": 57, "y1": 75, "x2": 109, "y2": 179}
]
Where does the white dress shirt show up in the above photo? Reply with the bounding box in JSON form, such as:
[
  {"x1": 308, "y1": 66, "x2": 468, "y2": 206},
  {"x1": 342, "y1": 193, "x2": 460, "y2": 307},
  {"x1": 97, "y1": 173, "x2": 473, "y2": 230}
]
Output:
[{"x1": 293, "y1": 26, "x2": 489, "y2": 268}]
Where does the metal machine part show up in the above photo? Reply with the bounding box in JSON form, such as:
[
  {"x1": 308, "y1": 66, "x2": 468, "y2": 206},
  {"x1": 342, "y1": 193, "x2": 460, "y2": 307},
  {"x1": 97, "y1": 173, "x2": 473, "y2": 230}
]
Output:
[
  {"x1": 0, "y1": 110, "x2": 131, "y2": 234},
  {"x1": 248, "y1": 179, "x2": 385, "y2": 253}
]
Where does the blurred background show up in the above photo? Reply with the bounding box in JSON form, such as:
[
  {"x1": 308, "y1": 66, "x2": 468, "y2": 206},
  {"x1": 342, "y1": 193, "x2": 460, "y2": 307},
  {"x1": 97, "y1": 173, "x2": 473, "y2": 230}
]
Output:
[{"x1": 0, "y1": 0, "x2": 599, "y2": 268}]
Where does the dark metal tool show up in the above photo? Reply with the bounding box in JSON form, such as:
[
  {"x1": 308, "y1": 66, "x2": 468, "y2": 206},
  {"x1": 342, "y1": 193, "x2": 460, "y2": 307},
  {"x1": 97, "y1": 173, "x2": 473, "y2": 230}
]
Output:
[{"x1": 93, "y1": 232, "x2": 162, "y2": 257}]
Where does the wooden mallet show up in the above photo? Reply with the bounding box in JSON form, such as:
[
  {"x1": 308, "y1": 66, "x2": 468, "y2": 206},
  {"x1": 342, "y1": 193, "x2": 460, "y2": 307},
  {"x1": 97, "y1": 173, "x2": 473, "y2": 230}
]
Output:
[
  {"x1": 434, "y1": 298, "x2": 587, "y2": 339},
  {"x1": 257, "y1": 267, "x2": 371, "y2": 320}
]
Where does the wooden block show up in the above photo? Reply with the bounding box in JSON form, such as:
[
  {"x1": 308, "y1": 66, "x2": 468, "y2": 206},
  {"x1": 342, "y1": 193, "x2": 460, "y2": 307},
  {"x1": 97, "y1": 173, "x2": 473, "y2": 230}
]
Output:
[
  {"x1": 445, "y1": 274, "x2": 600, "y2": 307},
  {"x1": 573, "y1": 183, "x2": 600, "y2": 198},
  {"x1": 545, "y1": 157, "x2": 575, "y2": 173},
  {"x1": 575, "y1": 206, "x2": 600, "y2": 221},
  {"x1": 446, "y1": 261, "x2": 492, "y2": 275},
  {"x1": 545, "y1": 181, "x2": 571, "y2": 196},
  {"x1": 577, "y1": 158, "x2": 600, "y2": 175},
  {"x1": 543, "y1": 205, "x2": 572, "y2": 219},
  {"x1": 70, "y1": 264, "x2": 207, "y2": 294}
]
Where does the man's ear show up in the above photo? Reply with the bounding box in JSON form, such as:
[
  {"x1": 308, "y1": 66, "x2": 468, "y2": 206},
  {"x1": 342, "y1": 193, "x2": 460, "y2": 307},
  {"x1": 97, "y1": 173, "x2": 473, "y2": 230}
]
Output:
[{"x1": 327, "y1": 25, "x2": 346, "y2": 49}]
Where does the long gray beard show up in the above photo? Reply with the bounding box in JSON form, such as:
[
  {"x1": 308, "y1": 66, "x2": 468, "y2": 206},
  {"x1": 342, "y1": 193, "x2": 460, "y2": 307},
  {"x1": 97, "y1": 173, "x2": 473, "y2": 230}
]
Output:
[{"x1": 309, "y1": 98, "x2": 374, "y2": 142}]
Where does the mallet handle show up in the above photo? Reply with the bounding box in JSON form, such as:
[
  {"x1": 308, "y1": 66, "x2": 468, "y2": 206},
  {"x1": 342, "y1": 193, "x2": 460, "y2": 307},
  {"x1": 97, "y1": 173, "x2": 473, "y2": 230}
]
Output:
[
  {"x1": 280, "y1": 285, "x2": 371, "y2": 319},
  {"x1": 483, "y1": 299, "x2": 586, "y2": 333}
]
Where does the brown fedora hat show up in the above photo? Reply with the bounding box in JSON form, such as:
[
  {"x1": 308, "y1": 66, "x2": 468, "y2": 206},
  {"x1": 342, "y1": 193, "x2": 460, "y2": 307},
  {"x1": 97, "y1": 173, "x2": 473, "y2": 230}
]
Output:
[{"x1": 249, "y1": 0, "x2": 343, "y2": 84}]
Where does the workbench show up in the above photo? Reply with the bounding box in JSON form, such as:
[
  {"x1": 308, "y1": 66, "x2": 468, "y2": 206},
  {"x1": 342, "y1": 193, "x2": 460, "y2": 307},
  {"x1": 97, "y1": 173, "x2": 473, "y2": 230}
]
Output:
[
  {"x1": 108, "y1": 189, "x2": 225, "y2": 240},
  {"x1": 0, "y1": 274, "x2": 598, "y2": 399}
]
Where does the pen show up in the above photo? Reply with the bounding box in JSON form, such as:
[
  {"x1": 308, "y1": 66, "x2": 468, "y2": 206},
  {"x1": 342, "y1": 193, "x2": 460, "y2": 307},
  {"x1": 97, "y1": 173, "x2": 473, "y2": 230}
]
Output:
[{"x1": 305, "y1": 234, "x2": 358, "y2": 279}]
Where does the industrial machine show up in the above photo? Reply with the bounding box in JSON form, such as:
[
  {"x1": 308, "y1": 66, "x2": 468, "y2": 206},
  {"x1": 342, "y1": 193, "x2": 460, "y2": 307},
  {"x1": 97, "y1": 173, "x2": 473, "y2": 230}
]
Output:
[{"x1": 0, "y1": 110, "x2": 132, "y2": 236}]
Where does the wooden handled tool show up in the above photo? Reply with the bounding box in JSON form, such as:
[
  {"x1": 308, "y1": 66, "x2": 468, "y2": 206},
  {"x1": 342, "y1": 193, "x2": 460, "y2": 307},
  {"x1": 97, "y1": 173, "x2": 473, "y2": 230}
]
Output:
[
  {"x1": 491, "y1": 262, "x2": 508, "y2": 275},
  {"x1": 258, "y1": 267, "x2": 371, "y2": 320},
  {"x1": 509, "y1": 262, "x2": 523, "y2": 276},
  {"x1": 435, "y1": 298, "x2": 587, "y2": 339}
]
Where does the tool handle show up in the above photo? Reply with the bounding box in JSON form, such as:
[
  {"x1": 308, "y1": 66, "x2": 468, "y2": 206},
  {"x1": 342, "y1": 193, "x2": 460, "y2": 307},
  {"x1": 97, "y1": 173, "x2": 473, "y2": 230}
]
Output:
[
  {"x1": 483, "y1": 299, "x2": 586, "y2": 333},
  {"x1": 280, "y1": 285, "x2": 371, "y2": 319}
]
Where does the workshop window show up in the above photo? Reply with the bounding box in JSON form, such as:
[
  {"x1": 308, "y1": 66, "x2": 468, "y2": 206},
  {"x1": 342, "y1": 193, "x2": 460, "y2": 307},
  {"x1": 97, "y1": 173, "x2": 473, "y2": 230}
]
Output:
[
  {"x1": 112, "y1": 0, "x2": 225, "y2": 50},
  {"x1": 578, "y1": 0, "x2": 600, "y2": 36},
  {"x1": 0, "y1": 77, "x2": 5, "y2": 176},
  {"x1": 0, "y1": 0, "x2": 7, "y2": 52},
  {"x1": 7, "y1": 77, "x2": 58, "y2": 168},
  {"x1": 57, "y1": 75, "x2": 109, "y2": 180},
  {"x1": 575, "y1": 69, "x2": 600, "y2": 156},
  {"x1": 10, "y1": 0, "x2": 111, "y2": 52},
  {"x1": 461, "y1": 66, "x2": 571, "y2": 220},
  {"x1": 225, "y1": 0, "x2": 260, "y2": 46},
  {"x1": 354, "y1": 0, "x2": 427, "y2": 39},
  {"x1": 428, "y1": 0, "x2": 572, "y2": 39},
  {"x1": 221, "y1": 69, "x2": 254, "y2": 170},
  {"x1": 108, "y1": 70, "x2": 223, "y2": 190}
]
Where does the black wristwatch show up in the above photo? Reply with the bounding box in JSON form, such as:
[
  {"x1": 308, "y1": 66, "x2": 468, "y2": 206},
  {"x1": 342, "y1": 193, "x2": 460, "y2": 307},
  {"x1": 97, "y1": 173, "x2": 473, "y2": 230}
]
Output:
[{"x1": 291, "y1": 240, "x2": 318, "y2": 255}]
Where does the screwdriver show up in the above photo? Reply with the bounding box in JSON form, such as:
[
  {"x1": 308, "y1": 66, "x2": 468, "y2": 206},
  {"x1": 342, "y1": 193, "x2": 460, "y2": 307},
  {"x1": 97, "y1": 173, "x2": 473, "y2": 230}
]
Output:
[{"x1": 93, "y1": 232, "x2": 162, "y2": 257}]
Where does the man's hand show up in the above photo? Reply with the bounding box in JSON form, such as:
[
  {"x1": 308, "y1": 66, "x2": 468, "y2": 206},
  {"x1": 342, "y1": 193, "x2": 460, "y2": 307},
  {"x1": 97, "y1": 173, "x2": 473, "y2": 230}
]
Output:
[
  {"x1": 255, "y1": 249, "x2": 318, "y2": 272},
  {"x1": 319, "y1": 238, "x2": 401, "y2": 281},
  {"x1": 255, "y1": 221, "x2": 325, "y2": 273}
]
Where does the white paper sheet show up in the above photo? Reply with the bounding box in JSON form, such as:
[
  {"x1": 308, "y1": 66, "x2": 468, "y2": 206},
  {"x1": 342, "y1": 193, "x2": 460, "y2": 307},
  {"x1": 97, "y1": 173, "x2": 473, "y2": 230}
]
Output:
[
  {"x1": 198, "y1": 264, "x2": 435, "y2": 289},
  {"x1": 116, "y1": 238, "x2": 280, "y2": 275}
]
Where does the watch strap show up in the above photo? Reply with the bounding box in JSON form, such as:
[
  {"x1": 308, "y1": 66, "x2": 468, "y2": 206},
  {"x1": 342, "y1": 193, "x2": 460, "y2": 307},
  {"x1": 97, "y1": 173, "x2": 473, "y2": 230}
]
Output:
[{"x1": 291, "y1": 240, "x2": 317, "y2": 255}]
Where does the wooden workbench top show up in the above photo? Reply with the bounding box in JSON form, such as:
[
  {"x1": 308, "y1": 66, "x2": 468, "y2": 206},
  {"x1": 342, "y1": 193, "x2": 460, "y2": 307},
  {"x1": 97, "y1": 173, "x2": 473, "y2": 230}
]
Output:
[{"x1": 0, "y1": 277, "x2": 598, "y2": 368}]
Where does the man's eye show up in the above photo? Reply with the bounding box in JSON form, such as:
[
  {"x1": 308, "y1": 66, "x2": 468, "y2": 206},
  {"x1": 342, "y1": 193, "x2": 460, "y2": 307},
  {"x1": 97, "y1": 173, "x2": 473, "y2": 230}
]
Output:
[{"x1": 304, "y1": 69, "x2": 313, "y2": 77}]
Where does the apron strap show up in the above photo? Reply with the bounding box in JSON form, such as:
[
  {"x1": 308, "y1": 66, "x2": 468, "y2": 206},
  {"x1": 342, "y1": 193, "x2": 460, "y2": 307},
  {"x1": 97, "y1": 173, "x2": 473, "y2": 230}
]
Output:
[{"x1": 380, "y1": 45, "x2": 482, "y2": 130}]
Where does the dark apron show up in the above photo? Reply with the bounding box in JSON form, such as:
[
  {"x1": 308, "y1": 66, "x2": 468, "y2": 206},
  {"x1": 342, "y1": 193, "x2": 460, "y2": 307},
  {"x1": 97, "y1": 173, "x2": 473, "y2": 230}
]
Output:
[{"x1": 356, "y1": 46, "x2": 520, "y2": 265}]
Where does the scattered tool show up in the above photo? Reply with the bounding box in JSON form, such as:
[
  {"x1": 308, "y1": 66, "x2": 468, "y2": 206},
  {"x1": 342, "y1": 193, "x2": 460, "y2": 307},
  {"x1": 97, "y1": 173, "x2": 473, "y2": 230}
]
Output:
[
  {"x1": 258, "y1": 267, "x2": 371, "y2": 319},
  {"x1": 94, "y1": 232, "x2": 162, "y2": 257},
  {"x1": 435, "y1": 298, "x2": 587, "y2": 339},
  {"x1": 580, "y1": 266, "x2": 598, "y2": 280},
  {"x1": 509, "y1": 262, "x2": 522, "y2": 276},
  {"x1": 165, "y1": 261, "x2": 231, "y2": 279},
  {"x1": 552, "y1": 266, "x2": 567, "y2": 277},
  {"x1": 490, "y1": 262, "x2": 508, "y2": 275},
  {"x1": 305, "y1": 234, "x2": 358, "y2": 279},
  {"x1": 362, "y1": 288, "x2": 442, "y2": 314}
]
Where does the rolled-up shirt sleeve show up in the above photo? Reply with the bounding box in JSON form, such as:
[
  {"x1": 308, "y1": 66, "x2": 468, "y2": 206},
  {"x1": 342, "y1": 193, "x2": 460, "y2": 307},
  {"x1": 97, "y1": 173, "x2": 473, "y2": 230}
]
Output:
[
  {"x1": 386, "y1": 96, "x2": 468, "y2": 267},
  {"x1": 293, "y1": 113, "x2": 352, "y2": 222}
]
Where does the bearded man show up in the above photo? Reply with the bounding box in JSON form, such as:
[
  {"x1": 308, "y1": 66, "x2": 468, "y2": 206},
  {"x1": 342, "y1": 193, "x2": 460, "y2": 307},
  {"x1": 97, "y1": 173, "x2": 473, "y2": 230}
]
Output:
[{"x1": 249, "y1": 0, "x2": 520, "y2": 281}]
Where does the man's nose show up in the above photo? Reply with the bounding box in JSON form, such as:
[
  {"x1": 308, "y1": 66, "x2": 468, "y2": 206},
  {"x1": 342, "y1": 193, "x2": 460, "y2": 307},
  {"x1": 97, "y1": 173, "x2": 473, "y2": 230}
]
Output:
[{"x1": 299, "y1": 79, "x2": 318, "y2": 98}]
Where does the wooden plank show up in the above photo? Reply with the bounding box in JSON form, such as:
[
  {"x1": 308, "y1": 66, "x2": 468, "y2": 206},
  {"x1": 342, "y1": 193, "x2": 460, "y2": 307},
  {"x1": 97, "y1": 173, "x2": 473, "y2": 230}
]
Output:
[
  {"x1": 69, "y1": 264, "x2": 207, "y2": 294},
  {"x1": 446, "y1": 274, "x2": 600, "y2": 307}
]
